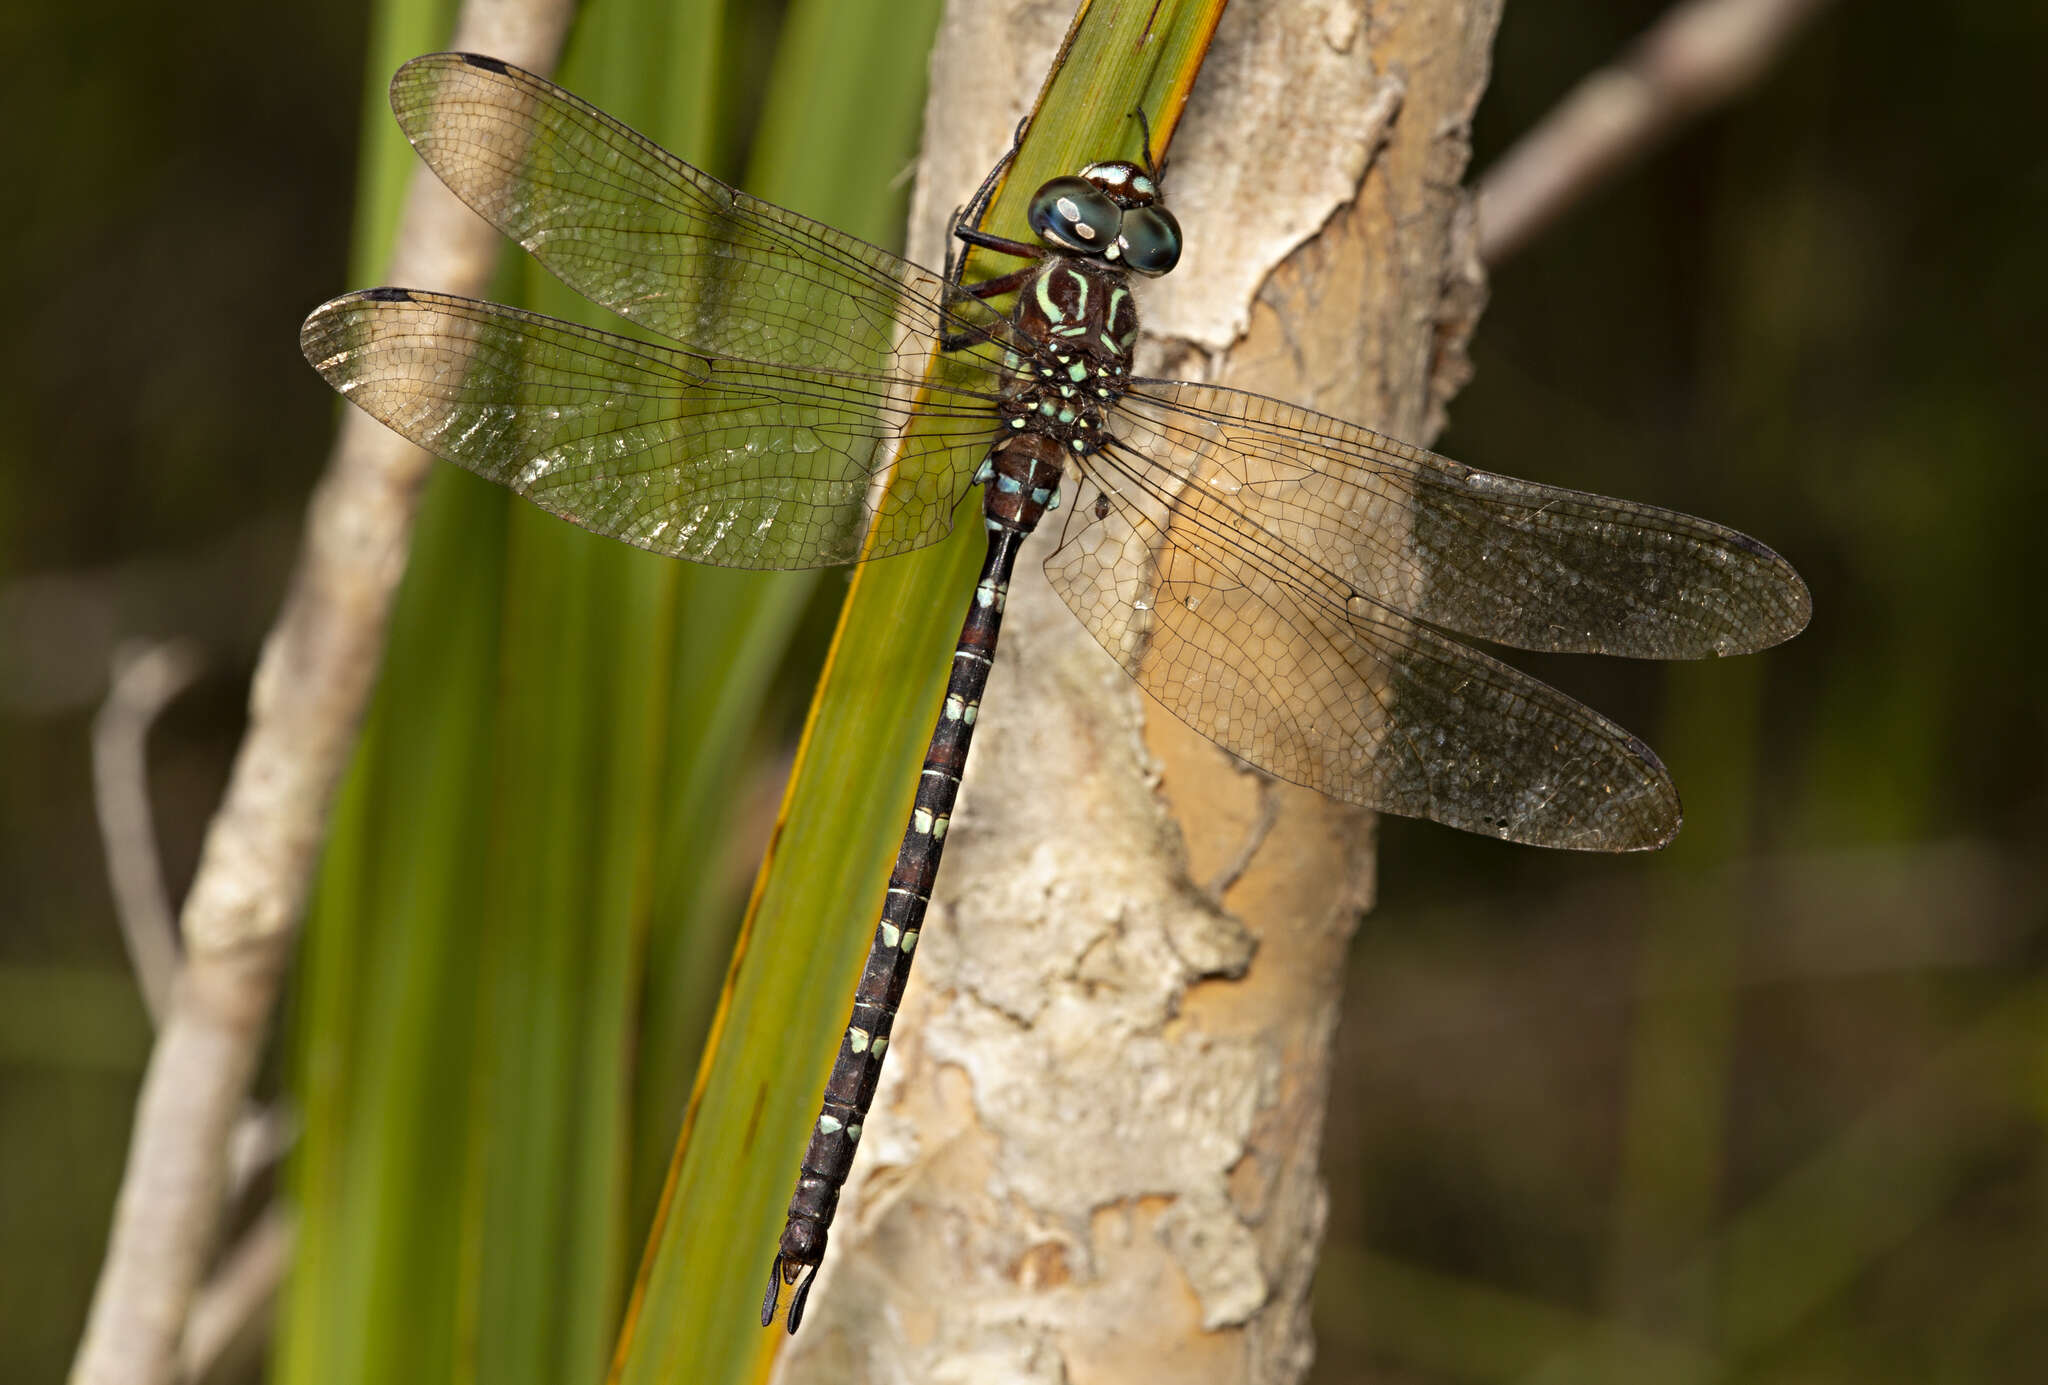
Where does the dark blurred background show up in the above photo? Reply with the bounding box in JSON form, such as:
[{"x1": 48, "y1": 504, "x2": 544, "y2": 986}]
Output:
[{"x1": 2, "y1": 0, "x2": 2042, "y2": 1381}]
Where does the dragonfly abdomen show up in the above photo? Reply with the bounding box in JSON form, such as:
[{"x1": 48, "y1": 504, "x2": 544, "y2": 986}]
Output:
[
  {"x1": 982, "y1": 431, "x2": 1067, "y2": 532},
  {"x1": 765, "y1": 169, "x2": 1161, "y2": 1336},
  {"x1": 765, "y1": 460, "x2": 1046, "y2": 1331}
]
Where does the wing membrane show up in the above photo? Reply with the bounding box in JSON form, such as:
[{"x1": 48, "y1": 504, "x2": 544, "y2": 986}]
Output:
[
  {"x1": 296, "y1": 52, "x2": 1810, "y2": 850},
  {"x1": 1045, "y1": 464, "x2": 1682, "y2": 849},
  {"x1": 1117, "y1": 380, "x2": 1811, "y2": 659},
  {"x1": 302, "y1": 289, "x2": 994, "y2": 569},
  {"x1": 388, "y1": 52, "x2": 1014, "y2": 390}
]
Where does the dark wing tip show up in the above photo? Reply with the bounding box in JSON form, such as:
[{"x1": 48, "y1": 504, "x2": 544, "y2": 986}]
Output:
[
  {"x1": 1777, "y1": 559, "x2": 1815, "y2": 643},
  {"x1": 300, "y1": 293, "x2": 359, "y2": 368},
  {"x1": 1527, "y1": 727, "x2": 1681, "y2": 853},
  {"x1": 1628, "y1": 801, "x2": 1683, "y2": 853},
  {"x1": 299, "y1": 288, "x2": 419, "y2": 371},
  {"x1": 392, "y1": 50, "x2": 506, "y2": 75},
  {"x1": 1610, "y1": 728, "x2": 1681, "y2": 851},
  {"x1": 1724, "y1": 529, "x2": 1814, "y2": 651},
  {"x1": 390, "y1": 53, "x2": 517, "y2": 114}
]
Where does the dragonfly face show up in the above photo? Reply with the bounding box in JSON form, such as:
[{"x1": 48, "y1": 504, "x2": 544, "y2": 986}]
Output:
[
  {"x1": 1025, "y1": 160, "x2": 1182, "y2": 275},
  {"x1": 300, "y1": 52, "x2": 1811, "y2": 1333},
  {"x1": 984, "y1": 159, "x2": 1179, "y2": 516}
]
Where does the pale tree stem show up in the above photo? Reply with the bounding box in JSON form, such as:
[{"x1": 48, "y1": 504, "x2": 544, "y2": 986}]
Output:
[
  {"x1": 1477, "y1": 0, "x2": 1836, "y2": 266},
  {"x1": 66, "y1": 5, "x2": 576, "y2": 1384},
  {"x1": 771, "y1": 0, "x2": 1495, "y2": 1377}
]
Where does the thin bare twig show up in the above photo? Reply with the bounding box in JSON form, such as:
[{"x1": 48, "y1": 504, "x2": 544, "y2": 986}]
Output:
[
  {"x1": 223, "y1": 1103, "x2": 299, "y2": 1205},
  {"x1": 1204, "y1": 776, "x2": 1283, "y2": 901},
  {"x1": 179, "y1": 1208, "x2": 293, "y2": 1384},
  {"x1": 67, "y1": 5, "x2": 577, "y2": 1384},
  {"x1": 1476, "y1": 0, "x2": 1836, "y2": 266},
  {"x1": 95, "y1": 637, "x2": 304, "y2": 1372},
  {"x1": 92, "y1": 639, "x2": 206, "y2": 1026}
]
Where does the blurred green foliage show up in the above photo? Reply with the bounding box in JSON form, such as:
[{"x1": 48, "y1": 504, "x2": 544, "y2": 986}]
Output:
[
  {"x1": 0, "y1": 0, "x2": 2042, "y2": 1382},
  {"x1": 277, "y1": 2, "x2": 940, "y2": 1384}
]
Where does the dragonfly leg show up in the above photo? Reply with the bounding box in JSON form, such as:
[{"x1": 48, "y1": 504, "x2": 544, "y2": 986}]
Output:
[
  {"x1": 940, "y1": 254, "x2": 1042, "y2": 351},
  {"x1": 955, "y1": 227, "x2": 1044, "y2": 262},
  {"x1": 948, "y1": 114, "x2": 1029, "y2": 255},
  {"x1": 941, "y1": 131, "x2": 1020, "y2": 299},
  {"x1": 940, "y1": 119, "x2": 1048, "y2": 349}
]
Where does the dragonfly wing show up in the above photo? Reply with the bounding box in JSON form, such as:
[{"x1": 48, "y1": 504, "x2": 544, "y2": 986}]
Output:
[
  {"x1": 1117, "y1": 380, "x2": 1810, "y2": 659},
  {"x1": 302, "y1": 289, "x2": 992, "y2": 570},
  {"x1": 388, "y1": 53, "x2": 1015, "y2": 390},
  {"x1": 1043, "y1": 468, "x2": 1682, "y2": 850}
]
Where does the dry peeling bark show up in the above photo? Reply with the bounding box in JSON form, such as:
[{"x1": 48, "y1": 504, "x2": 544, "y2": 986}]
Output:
[{"x1": 774, "y1": 1, "x2": 1500, "y2": 1380}]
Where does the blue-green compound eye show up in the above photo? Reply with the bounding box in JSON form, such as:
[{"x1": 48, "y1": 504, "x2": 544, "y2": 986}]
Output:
[
  {"x1": 1116, "y1": 205, "x2": 1181, "y2": 277},
  {"x1": 1029, "y1": 178, "x2": 1122, "y2": 256}
]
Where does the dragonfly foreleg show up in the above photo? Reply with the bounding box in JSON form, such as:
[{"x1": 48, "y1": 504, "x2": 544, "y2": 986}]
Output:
[
  {"x1": 939, "y1": 119, "x2": 1049, "y2": 351},
  {"x1": 939, "y1": 254, "x2": 1044, "y2": 351}
]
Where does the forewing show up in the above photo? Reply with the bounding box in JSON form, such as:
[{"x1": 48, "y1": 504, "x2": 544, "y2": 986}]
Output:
[
  {"x1": 1117, "y1": 380, "x2": 1810, "y2": 659},
  {"x1": 1043, "y1": 466, "x2": 1682, "y2": 850},
  {"x1": 388, "y1": 52, "x2": 1014, "y2": 390},
  {"x1": 302, "y1": 289, "x2": 993, "y2": 569}
]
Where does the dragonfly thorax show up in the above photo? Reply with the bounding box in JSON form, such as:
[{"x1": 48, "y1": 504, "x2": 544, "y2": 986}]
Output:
[{"x1": 998, "y1": 257, "x2": 1140, "y2": 452}]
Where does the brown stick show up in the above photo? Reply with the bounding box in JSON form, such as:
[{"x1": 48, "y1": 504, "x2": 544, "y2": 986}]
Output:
[
  {"x1": 1477, "y1": 0, "x2": 1836, "y2": 266},
  {"x1": 66, "y1": 5, "x2": 576, "y2": 1383}
]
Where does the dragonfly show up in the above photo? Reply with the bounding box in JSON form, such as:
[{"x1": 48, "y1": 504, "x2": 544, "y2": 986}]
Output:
[{"x1": 301, "y1": 53, "x2": 1810, "y2": 1332}]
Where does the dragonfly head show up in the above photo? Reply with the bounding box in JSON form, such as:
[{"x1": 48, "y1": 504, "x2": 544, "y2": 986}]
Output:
[{"x1": 1027, "y1": 160, "x2": 1181, "y2": 277}]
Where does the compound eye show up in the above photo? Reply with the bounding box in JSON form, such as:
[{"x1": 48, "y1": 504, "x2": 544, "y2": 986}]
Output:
[
  {"x1": 1028, "y1": 177, "x2": 1121, "y2": 257},
  {"x1": 1116, "y1": 205, "x2": 1181, "y2": 276}
]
